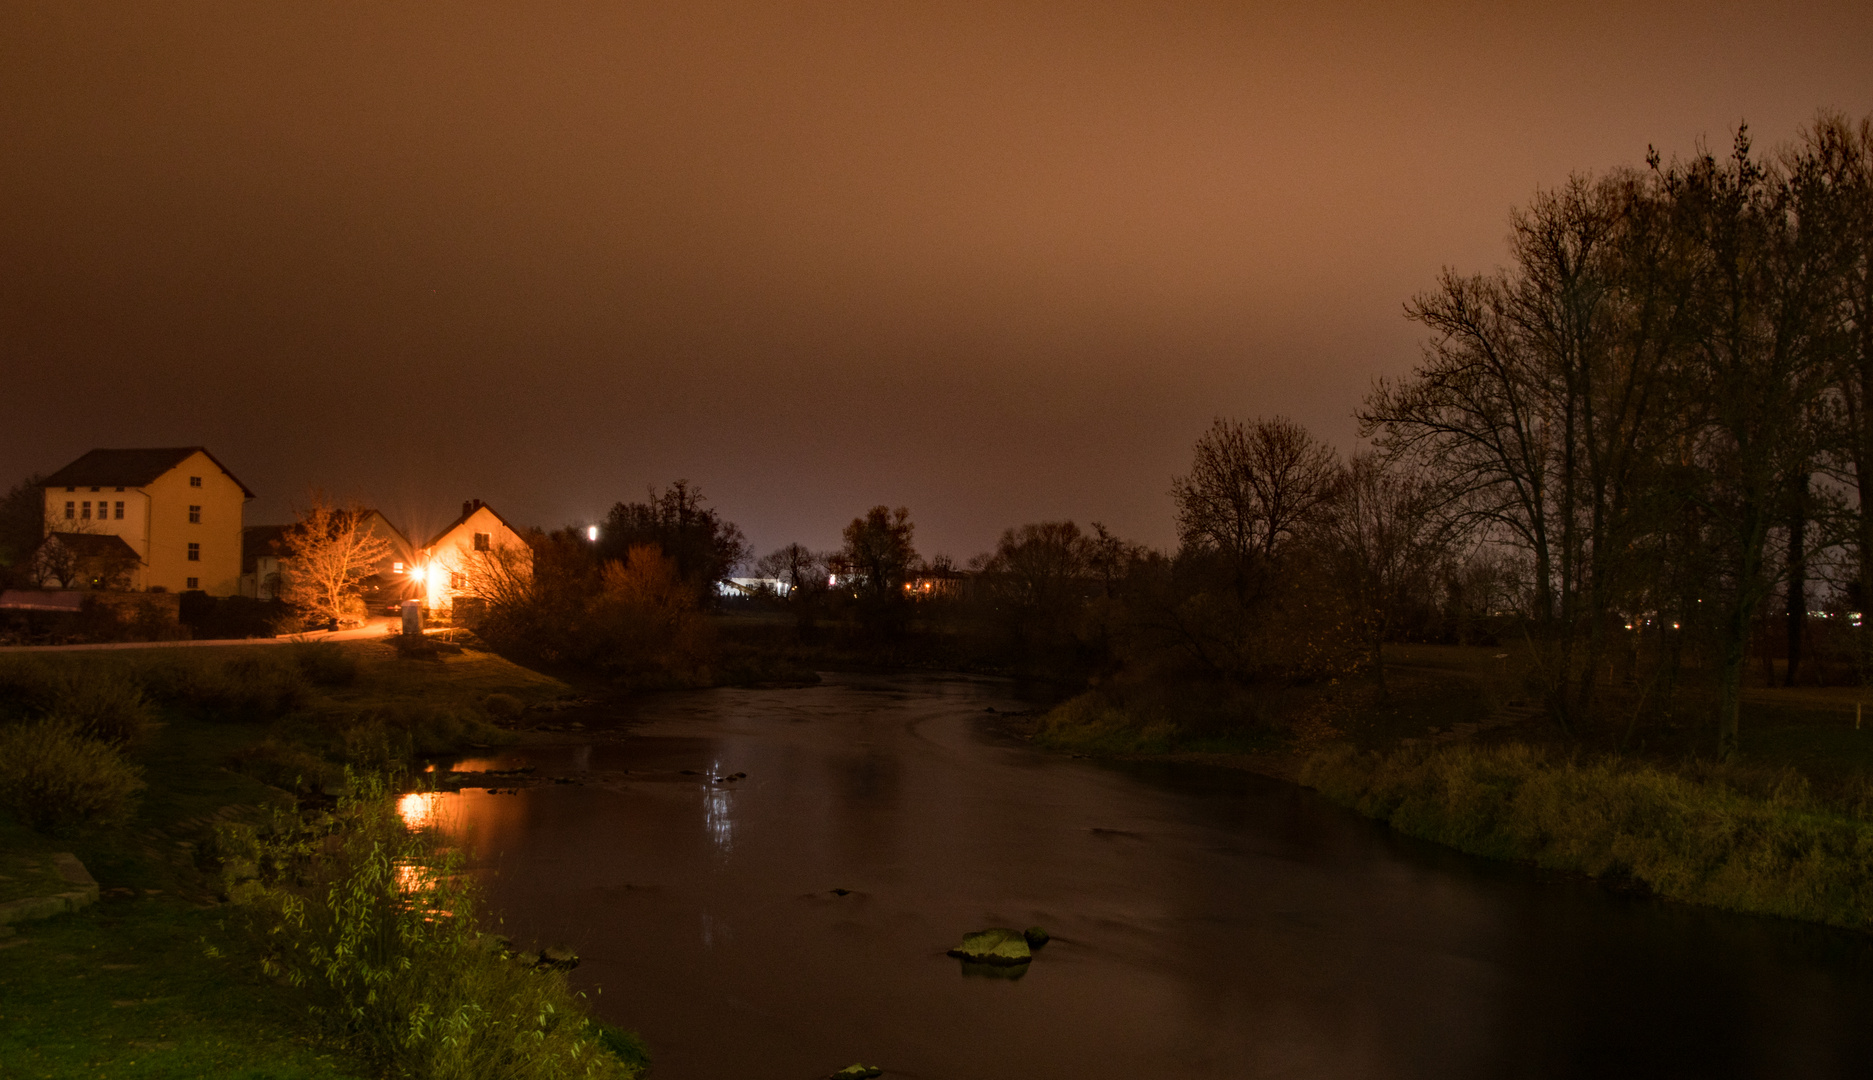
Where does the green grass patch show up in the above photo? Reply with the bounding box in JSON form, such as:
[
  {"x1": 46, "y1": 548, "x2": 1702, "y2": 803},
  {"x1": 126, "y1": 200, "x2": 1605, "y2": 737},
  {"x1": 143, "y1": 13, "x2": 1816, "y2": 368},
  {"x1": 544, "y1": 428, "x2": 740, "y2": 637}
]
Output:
[
  {"x1": 0, "y1": 900, "x2": 364, "y2": 1079},
  {"x1": 1303, "y1": 741, "x2": 1873, "y2": 929},
  {"x1": 0, "y1": 639, "x2": 634, "y2": 1079}
]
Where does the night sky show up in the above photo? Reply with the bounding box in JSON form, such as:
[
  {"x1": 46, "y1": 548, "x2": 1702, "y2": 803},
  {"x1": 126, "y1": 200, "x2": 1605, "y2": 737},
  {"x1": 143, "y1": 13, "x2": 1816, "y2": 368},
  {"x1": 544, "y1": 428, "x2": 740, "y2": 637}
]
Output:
[{"x1": 4, "y1": 2, "x2": 1871, "y2": 558}]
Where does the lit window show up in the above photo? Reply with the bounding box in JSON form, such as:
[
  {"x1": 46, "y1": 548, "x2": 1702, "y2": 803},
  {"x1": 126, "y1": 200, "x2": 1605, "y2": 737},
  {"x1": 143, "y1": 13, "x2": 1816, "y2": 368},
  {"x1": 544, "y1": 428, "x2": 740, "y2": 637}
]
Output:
[
  {"x1": 189, "y1": 476, "x2": 202, "y2": 487},
  {"x1": 114, "y1": 501, "x2": 124, "y2": 519},
  {"x1": 188, "y1": 505, "x2": 201, "y2": 523},
  {"x1": 186, "y1": 577, "x2": 199, "y2": 589},
  {"x1": 80, "y1": 501, "x2": 91, "y2": 519},
  {"x1": 392, "y1": 561, "x2": 404, "y2": 573},
  {"x1": 65, "y1": 502, "x2": 75, "y2": 519},
  {"x1": 187, "y1": 543, "x2": 200, "y2": 562},
  {"x1": 473, "y1": 532, "x2": 491, "y2": 551}
]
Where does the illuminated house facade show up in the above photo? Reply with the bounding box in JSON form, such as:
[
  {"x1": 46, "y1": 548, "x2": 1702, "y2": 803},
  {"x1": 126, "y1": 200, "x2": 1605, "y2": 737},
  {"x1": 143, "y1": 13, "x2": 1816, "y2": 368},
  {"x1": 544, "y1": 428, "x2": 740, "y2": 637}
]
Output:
[
  {"x1": 239, "y1": 510, "x2": 417, "y2": 611},
  {"x1": 39, "y1": 447, "x2": 252, "y2": 596},
  {"x1": 421, "y1": 499, "x2": 530, "y2": 610}
]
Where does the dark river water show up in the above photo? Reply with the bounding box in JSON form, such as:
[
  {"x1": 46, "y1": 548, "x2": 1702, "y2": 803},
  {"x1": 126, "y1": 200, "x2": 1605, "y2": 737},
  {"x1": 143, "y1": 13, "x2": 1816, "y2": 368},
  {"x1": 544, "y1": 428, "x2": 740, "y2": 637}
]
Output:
[{"x1": 420, "y1": 673, "x2": 1873, "y2": 1079}]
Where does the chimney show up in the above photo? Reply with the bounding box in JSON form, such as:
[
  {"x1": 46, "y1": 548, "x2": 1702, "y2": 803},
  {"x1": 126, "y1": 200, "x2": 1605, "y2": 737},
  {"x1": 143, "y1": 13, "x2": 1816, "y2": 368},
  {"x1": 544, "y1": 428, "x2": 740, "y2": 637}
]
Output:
[{"x1": 462, "y1": 499, "x2": 474, "y2": 518}]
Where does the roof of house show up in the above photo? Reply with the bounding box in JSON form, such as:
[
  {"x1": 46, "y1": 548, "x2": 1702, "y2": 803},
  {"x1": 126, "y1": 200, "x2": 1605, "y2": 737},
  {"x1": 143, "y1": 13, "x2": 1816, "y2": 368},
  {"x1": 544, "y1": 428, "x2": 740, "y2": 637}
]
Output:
[
  {"x1": 41, "y1": 447, "x2": 256, "y2": 499},
  {"x1": 41, "y1": 531, "x2": 143, "y2": 562},
  {"x1": 356, "y1": 509, "x2": 415, "y2": 554},
  {"x1": 424, "y1": 499, "x2": 524, "y2": 550},
  {"x1": 241, "y1": 525, "x2": 292, "y2": 573}
]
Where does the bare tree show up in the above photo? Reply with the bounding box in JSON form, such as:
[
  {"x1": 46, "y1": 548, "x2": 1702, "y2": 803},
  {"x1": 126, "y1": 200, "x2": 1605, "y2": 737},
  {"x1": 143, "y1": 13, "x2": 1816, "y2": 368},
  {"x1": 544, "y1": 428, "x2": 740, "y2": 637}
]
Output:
[
  {"x1": 1801, "y1": 113, "x2": 1873, "y2": 677},
  {"x1": 841, "y1": 506, "x2": 917, "y2": 633},
  {"x1": 1316, "y1": 452, "x2": 1445, "y2": 692},
  {"x1": 1362, "y1": 170, "x2": 1694, "y2": 733},
  {"x1": 755, "y1": 542, "x2": 825, "y2": 598},
  {"x1": 1172, "y1": 416, "x2": 1340, "y2": 603},
  {"x1": 1668, "y1": 129, "x2": 1838, "y2": 759},
  {"x1": 278, "y1": 494, "x2": 393, "y2": 628}
]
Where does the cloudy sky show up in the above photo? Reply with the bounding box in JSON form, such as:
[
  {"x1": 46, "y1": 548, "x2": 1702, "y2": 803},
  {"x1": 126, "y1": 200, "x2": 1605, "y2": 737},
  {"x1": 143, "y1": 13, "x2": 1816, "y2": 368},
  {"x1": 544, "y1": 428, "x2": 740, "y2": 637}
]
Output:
[{"x1": 4, "y1": 1, "x2": 1871, "y2": 557}]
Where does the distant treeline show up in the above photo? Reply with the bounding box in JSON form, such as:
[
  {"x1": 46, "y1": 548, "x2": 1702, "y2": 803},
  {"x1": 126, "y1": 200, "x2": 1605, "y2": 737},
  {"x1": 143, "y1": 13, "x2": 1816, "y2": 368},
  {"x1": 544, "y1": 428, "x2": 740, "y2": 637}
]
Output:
[{"x1": 461, "y1": 112, "x2": 1873, "y2": 760}]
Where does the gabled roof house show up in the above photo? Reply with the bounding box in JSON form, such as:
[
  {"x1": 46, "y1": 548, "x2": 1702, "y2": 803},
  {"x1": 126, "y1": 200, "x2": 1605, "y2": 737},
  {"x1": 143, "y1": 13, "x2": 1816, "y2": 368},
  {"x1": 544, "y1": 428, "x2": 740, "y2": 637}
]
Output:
[{"x1": 39, "y1": 447, "x2": 252, "y2": 595}]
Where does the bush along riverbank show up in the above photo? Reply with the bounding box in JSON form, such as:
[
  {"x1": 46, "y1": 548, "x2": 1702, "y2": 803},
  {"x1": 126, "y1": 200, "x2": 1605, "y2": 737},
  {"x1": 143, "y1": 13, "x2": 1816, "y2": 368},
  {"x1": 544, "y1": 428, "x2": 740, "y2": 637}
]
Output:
[
  {"x1": 220, "y1": 773, "x2": 646, "y2": 1080},
  {"x1": 1025, "y1": 644, "x2": 1873, "y2": 932},
  {"x1": 1302, "y1": 742, "x2": 1873, "y2": 930},
  {"x1": 0, "y1": 639, "x2": 647, "y2": 1078}
]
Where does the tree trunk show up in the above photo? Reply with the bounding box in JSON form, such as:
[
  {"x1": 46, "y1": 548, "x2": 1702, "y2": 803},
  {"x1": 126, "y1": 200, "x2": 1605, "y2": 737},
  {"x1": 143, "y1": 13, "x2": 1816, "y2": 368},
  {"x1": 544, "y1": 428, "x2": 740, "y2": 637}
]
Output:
[
  {"x1": 1784, "y1": 474, "x2": 1807, "y2": 687},
  {"x1": 1717, "y1": 617, "x2": 1746, "y2": 761}
]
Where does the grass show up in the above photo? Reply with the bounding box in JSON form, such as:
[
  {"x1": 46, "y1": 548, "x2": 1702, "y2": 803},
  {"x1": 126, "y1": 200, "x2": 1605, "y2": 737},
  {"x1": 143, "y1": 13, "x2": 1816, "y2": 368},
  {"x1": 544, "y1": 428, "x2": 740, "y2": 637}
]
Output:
[
  {"x1": 0, "y1": 638, "x2": 647, "y2": 1078},
  {"x1": 1302, "y1": 741, "x2": 1873, "y2": 929},
  {"x1": 0, "y1": 900, "x2": 361, "y2": 1079}
]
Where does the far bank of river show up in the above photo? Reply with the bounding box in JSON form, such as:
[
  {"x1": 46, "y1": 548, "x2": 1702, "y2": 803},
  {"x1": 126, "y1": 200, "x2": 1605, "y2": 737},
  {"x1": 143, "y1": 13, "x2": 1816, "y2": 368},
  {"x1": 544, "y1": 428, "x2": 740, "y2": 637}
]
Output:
[{"x1": 429, "y1": 673, "x2": 1873, "y2": 1080}]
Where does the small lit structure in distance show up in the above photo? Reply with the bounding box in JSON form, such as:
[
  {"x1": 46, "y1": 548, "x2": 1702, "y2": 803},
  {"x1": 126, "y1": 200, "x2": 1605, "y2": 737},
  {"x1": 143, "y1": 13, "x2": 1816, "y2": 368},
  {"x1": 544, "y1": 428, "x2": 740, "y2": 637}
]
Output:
[{"x1": 587, "y1": 525, "x2": 599, "y2": 542}]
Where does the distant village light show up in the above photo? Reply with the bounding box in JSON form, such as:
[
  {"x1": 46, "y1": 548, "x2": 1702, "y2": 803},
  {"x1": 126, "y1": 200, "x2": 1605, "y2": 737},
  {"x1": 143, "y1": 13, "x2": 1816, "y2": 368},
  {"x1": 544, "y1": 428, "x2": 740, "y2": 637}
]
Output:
[{"x1": 587, "y1": 525, "x2": 599, "y2": 542}]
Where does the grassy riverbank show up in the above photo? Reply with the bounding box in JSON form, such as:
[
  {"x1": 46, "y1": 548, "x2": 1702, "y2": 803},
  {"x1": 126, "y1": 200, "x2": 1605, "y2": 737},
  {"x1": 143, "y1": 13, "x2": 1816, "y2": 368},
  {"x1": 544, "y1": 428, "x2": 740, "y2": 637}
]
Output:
[
  {"x1": 0, "y1": 638, "x2": 645, "y2": 1078},
  {"x1": 1030, "y1": 644, "x2": 1873, "y2": 930}
]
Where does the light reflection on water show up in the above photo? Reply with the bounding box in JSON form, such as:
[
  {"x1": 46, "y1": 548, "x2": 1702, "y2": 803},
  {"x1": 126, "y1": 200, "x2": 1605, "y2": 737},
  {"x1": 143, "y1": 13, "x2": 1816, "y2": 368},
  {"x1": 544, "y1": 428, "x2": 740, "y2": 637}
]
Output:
[{"x1": 397, "y1": 791, "x2": 444, "y2": 830}]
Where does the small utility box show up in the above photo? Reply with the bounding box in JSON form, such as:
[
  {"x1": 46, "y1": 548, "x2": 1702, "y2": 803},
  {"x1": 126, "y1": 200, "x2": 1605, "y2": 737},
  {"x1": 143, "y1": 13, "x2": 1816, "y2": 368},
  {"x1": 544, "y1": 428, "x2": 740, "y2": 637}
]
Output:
[{"x1": 400, "y1": 599, "x2": 424, "y2": 637}]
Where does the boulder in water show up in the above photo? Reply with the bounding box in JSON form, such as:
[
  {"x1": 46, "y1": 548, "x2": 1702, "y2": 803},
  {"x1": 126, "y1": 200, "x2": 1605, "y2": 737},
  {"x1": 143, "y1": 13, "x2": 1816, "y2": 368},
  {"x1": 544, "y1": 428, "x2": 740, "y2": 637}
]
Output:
[
  {"x1": 830, "y1": 1065, "x2": 883, "y2": 1079},
  {"x1": 1023, "y1": 926, "x2": 1050, "y2": 949},
  {"x1": 947, "y1": 927, "x2": 1031, "y2": 965}
]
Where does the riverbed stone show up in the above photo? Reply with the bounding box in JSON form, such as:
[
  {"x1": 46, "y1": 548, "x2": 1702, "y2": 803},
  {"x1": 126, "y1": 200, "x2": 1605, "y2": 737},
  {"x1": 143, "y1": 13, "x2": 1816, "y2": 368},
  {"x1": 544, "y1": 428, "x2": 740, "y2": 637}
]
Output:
[
  {"x1": 948, "y1": 927, "x2": 1031, "y2": 965},
  {"x1": 1023, "y1": 926, "x2": 1049, "y2": 949}
]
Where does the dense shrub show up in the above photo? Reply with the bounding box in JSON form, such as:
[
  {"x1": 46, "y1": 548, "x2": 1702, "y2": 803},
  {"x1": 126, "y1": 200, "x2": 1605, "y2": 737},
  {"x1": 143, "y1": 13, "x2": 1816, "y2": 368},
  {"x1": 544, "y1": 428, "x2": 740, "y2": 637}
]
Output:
[
  {"x1": 0, "y1": 655, "x2": 62, "y2": 721},
  {"x1": 46, "y1": 664, "x2": 157, "y2": 744},
  {"x1": 481, "y1": 692, "x2": 524, "y2": 723},
  {"x1": 289, "y1": 641, "x2": 360, "y2": 687},
  {"x1": 229, "y1": 739, "x2": 341, "y2": 796},
  {"x1": 222, "y1": 776, "x2": 642, "y2": 1079},
  {"x1": 1303, "y1": 742, "x2": 1873, "y2": 929},
  {"x1": 0, "y1": 656, "x2": 156, "y2": 744},
  {"x1": 0, "y1": 720, "x2": 145, "y2": 831},
  {"x1": 180, "y1": 592, "x2": 288, "y2": 639},
  {"x1": 137, "y1": 652, "x2": 309, "y2": 722}
]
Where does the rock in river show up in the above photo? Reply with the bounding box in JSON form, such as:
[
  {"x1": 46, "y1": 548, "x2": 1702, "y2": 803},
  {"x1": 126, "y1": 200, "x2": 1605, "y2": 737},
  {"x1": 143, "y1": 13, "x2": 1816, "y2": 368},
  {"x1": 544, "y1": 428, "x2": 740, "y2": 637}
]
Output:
[
  {"x1": 1023, "y1": 926, "x2": 1050, "y2": 949},
  {"x1": 830, "y1": 1065, "x2": 883, "y2": 1079},
  {"x1": 947, "y1": 928, "x2": 1032, "y2": 965}
]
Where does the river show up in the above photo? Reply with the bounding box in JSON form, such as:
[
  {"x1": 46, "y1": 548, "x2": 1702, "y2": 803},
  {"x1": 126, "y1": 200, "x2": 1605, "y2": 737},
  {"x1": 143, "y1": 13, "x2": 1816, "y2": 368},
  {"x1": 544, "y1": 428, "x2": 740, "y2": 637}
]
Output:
[{"x1": 420, "y1": 673, "x2": 1873, "y2": 1079}]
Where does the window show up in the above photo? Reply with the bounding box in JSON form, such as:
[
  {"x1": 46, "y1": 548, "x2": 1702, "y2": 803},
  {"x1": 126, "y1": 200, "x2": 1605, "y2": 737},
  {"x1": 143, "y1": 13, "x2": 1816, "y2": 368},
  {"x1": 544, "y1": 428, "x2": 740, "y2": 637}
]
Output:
[
  {"x1": 392, "y1": 561, "x2": 404, "y2": 573},
  {"x1": 188, "y1": 505, "x2": 201, "y2": 523},
  {"x1": 186, "y1": 577, "x2": 199, "y2": 589},
  {"x1": 187, "y1": 543, "x2": 200, "y2": 562},
  {"x1": 64, "y1": 502, "x2": 74, "y2": 520},
  {"x1": 65, "y1": 486, "x2": 75, "y2": 493},
  {"x1": 89, "y1": 486, "x2": 100, "y2": 493},
  {"x1": 115, "y1": 486, "x2": 124, "y2": 492},
  {"x1": 449, "y1": 571, "x2": 465, "y2": 589},
  {"x1": 189, "y1": 476, "x2": 202, "y2": 487},
  {"x1": 80, "y1": 501, "x2": 91, "y2": 519},
  {"x1": 472, "y1": 532, "x2": 491, "y2": 551},
  {"x1": 114, "y1": 501, "x2": 124, "y2": 519}
]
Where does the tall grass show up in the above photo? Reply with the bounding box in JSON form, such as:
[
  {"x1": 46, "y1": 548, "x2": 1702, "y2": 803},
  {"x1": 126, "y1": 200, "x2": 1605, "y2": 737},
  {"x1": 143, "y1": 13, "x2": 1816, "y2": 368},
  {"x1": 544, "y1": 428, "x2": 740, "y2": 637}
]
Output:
[
  {"x1": 222, "y1": 774, "x2": 642, "y2": 1079},
  {"x1": 1303, "y1": 742, "x2": 1873, "y2": 929}
]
